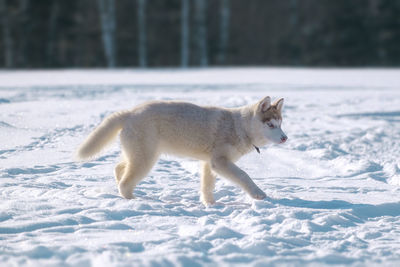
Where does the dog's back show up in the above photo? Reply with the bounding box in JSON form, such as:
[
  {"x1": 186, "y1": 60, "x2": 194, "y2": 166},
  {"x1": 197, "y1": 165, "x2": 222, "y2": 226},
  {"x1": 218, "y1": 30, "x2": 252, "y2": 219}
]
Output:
[{"x1": 127, "y1": 101, "x2": 226, "y2": 159}]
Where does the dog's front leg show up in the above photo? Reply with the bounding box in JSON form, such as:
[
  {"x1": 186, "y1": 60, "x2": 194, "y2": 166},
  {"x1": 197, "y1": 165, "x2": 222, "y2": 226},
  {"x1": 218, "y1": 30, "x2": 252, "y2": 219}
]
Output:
[
  {"x1": 211, "y1": 156, "x2": 267, "y2": 200},
  {"x1": 200, "y1": 162, "x2": 216, "y2": 206}
]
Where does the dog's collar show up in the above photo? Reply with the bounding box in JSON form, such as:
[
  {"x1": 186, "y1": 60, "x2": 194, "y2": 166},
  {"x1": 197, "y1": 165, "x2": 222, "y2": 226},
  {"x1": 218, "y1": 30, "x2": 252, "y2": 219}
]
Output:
[
  {"x1": 242, "y1": 120, "x2": 260, "y2": 154},
  {"x1": 253, "y1": 145, "x2": 260, "y2": 154}
]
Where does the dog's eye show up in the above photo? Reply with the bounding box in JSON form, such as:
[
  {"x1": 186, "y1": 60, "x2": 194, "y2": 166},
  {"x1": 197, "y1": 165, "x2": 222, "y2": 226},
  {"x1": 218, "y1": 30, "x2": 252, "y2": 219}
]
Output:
[{"x1": 267, "y1": 122, "x2": 275, "y2": 129}]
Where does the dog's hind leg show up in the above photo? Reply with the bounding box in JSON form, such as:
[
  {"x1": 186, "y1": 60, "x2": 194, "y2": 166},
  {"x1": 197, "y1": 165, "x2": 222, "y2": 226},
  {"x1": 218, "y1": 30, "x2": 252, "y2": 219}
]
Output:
[
  {"x1": 200, "y1": 162, "x2": 216, "y2": 206},
  {"x1": 118, "y1": 152, "x2": 158, "y2": 199},
  {"x1": 114, "y1": 161, "x2": 126, "y2": 184},
  {"x1": 118, "y1": 129, "x2": 159, "y2": 199}
]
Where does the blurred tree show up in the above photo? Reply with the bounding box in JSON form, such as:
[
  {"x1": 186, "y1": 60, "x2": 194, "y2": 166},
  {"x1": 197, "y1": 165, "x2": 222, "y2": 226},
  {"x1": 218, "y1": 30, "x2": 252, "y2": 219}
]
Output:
[
  {"x1": 137, "y1": 0, "x2": 147, "y2": 68},
  {"x1": 0, "y1": 0, "x2": 14, "y2": 68},
  {"x1": 0, "y1": 0, "x2": 399, "y2": 68},
  {"x1": 194, "y1": 0, "x2": 208, "y2": 66},
  {"x1": 323, "y1": 0, "x2": 375, "y2": 66},
  {"x1": 15, "y1": 0, "x2": 30, "y2": 67},
  {"x1": 288, "y1": 0, "x2": 300, "y2": 65},
  {"x1": 377, "y1": 0, "x2": 400, "y2": 65},
  {"x1": 181, "y1": 0, "x2": 189, "y2": 67},
  {"x1": 46, "y1": 0, "x2": 59, "y2": 67},
  {"x1": 97, "y1": 0, "x2": 116, "y2": 68},
  {"x1": 277, "y1": 0, "x2": 302, "y2": 65},
  {"x1": 217, "y1": 0, "x2": 230, "y2": 65}
]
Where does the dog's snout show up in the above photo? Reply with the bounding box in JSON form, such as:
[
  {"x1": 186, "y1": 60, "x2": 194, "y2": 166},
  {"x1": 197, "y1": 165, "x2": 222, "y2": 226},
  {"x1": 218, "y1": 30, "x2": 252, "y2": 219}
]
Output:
[{"x1": 280, "y1": 136, "x2": 288, "y2": 143}]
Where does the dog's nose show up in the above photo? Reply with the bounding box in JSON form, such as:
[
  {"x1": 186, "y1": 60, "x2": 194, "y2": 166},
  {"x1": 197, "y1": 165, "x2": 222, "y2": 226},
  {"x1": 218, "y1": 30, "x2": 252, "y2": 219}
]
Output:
[{"x1": 280, "y1": 136, "x2": 287, "y2": 143}]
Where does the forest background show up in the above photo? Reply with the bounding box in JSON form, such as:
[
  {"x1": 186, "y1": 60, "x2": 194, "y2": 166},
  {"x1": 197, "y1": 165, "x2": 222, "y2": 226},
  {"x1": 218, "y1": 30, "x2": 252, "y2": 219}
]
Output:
[{"x1": 0, "y1": 0, "x2": 399, "y2": 69}]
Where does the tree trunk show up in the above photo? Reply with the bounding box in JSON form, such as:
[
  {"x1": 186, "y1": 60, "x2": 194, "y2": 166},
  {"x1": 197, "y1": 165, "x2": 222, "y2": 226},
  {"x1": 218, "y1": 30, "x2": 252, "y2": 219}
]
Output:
[
  {"x1": 217, "y1": 0, "x2": 230, "y2": 65},
  {"x1": 46, "y1": 0, "x2": 60, "y2": 67},
  {"x1": 289, "y1": 0, "x2": 299, "y2": 65},
  {"x1": 15, "y1": 0, "x2": 30, "y2": 67},
  {"x1": 194, "y1": 0, "x2": 208, "y2": 66},
  {"x1": 0, "y1": 0, "x2": 14, "y2": 68},
  {"x1": 181, "y1": 0, "x2": 190, "y2": 68},
  {"x1": 97, "y1": 0, "x2": 117, "y2": 68},
  {"x1": 137, "y1": 0, "x2": 147, "y2": 68}
]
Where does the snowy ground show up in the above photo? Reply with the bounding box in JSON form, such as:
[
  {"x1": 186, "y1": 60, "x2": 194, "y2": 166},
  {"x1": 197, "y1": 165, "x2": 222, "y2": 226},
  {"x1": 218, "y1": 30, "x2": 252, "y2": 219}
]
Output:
[{"x1": 1, "y1": 68, "x2": 400, "y2": 266}]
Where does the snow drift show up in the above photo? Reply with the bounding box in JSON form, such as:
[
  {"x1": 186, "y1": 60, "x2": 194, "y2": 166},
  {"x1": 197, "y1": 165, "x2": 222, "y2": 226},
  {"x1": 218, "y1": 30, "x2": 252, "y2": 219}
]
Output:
[{"x1": 0, "y1": 68, "x2": 400, "y2": 266}]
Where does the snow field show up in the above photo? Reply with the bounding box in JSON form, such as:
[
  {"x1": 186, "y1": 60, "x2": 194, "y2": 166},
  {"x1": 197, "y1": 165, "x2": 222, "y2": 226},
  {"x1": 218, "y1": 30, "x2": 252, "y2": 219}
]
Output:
[{"x1": 0, "y1": 68, "x2": 400, "y2": 266}]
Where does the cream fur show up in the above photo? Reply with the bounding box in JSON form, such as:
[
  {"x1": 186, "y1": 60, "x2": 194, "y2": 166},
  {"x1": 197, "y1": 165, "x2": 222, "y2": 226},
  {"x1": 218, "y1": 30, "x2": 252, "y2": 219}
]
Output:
[{"x1": 76, "y1": 97, "x2": 287, "y2": 205}]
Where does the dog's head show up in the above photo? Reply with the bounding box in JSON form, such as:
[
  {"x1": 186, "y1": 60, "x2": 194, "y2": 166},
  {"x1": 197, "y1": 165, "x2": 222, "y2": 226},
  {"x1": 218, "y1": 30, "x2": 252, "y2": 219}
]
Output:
[{"x1": 251, "y1": 96, "x2": 288, "y2": 145}]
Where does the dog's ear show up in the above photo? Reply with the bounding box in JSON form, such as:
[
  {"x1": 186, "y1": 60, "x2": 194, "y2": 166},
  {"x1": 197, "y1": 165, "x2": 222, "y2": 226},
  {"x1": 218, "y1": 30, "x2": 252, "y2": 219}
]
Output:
[
  {"x1": 258, "y1": 96, "x2": 271, "y2": 113},
  {"x1": 274, "y1": 98, "x2": 284, "y2": 112}
]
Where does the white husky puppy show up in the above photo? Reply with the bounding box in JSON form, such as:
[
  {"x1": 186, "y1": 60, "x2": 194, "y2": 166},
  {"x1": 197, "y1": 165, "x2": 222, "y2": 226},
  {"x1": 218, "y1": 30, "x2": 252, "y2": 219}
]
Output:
[{"x1": 76, "y1": 96, "x2": 287, "y2": 205}]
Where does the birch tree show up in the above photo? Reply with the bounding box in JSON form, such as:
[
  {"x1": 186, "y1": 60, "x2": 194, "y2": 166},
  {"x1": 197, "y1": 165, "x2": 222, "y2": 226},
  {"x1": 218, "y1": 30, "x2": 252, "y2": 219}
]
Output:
[
  {"x1": 97, "y1": 0, "x2": 117, "y2": 68},
  {"x1": 15, "y1": 0, "x2": 30, "y2": 67},
  {"x1": 47, "y1": 0, "x2": 60, "y2": 67},
  {"x1": 289, "y1": 0, "x2": 299, "y2": 65},
  {"x1": 181, "y1": 0, "x2": 190, "y2": 67},
  {"x1": 0, "y1": 0, "x2": 14, "y2": 68},
  {"x1": 217, "y1": 0, "x2": 230, "y2": 65},
  {"x1": 194, "y1": 0, "x2": 207, "y2": 66},
  {"x1": 137, "y1": 0, "x2": 147, "y2": 68}
]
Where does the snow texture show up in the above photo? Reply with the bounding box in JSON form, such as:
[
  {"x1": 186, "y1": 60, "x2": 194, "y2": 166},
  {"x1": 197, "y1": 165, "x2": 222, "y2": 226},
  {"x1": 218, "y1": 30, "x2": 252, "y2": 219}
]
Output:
[{"x1": 1, "y1": 68, "x2": 400, "y2": 266}]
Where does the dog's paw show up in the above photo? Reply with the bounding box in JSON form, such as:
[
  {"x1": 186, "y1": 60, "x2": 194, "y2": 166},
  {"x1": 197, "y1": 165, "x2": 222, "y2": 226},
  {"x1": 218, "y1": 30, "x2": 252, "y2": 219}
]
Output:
[
  {"x1": 201, "y1": 195, "x2": 216, "y2": 207},
  {"x1": 202, "y1": 201, "x2": 216, "y2": 207},
  {"x1": 250, "y1": 188, "x2": 267, "y2": 200},
  {"x1": 118, "y1": 185, "x2": 135, "y2": 199},
  {"x1": 120, "y1": 193, "x2": 135, "y2": 199}
]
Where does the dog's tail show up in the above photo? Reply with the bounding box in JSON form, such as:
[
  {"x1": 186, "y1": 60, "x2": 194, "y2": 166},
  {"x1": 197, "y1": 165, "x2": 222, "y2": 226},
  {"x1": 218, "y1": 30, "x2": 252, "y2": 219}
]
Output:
[{"x1": 76, "y1": 111, "x2": 129, "y2": 160}]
